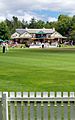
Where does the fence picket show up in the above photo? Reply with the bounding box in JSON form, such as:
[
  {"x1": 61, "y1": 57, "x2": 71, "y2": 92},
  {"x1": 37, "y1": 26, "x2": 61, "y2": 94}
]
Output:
[
  {"x1": 70, "y1": 92, "x2": 75, "y2": 120},
  {"x1": 23, "y1": 92, "x2": 28, "y2": 120},
  {"x1": 56, "y1": 92, "x2": 62, "y2": 120},
  {"x1": 16, "y1": 92, "x2": 22, "y2": 120},
  {"x1": 30, "y1": 92, "x2": 35, "y2": 120},
  {"x1": 63, "y1": 92, "x2": 68, "y2": 120},
  {"x1": 36, "y1": 92, "x2": 41, "y2": 120},
  {"x1": 50, "y1": 92, "x2": 55, "y2": 120},
  {"x1": 10, "y1": 92, "x2": 15, "y2": 120},
  {"x1": 43, "y1": 92, "x2": 48, "y2": 120}
]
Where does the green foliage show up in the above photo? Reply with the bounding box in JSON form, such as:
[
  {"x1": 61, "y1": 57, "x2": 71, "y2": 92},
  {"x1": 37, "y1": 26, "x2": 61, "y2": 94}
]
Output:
[
  {"x1": 56, "y1": 15, "x2": 72, "y2": 37},
  {"x1": 0, "y1": 21, "x2": 10, "y2": 40},
  {"x1": 21, "y1": 19, "x2": 28, "y2": 28},
  {"x1": 5, "y1": 16, "x2": 23, "y2": 34},
  {"x1": 36, "y1": 20, "x2": 45, "y2": 28},
  {"x1": 69, "y1": 30, "x2": 75, "y2": 40}
]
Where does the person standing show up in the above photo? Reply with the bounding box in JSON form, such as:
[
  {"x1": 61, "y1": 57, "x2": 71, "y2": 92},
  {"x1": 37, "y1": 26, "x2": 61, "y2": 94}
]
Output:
[
  {"x1": 42, "y1": 42, "x2": 44, "y2": 48},
  {"x1": 5, "y1": 42, "x2": 8, "y2": 51},
  {"x1": 2, "y1": 42, "x2": 6, "y2": 53}
]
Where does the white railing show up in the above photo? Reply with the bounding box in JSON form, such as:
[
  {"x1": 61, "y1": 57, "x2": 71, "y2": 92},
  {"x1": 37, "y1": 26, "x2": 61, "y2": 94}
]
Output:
[{"x1": 0, "y1": 92, "x2": 75, "y2": 120}]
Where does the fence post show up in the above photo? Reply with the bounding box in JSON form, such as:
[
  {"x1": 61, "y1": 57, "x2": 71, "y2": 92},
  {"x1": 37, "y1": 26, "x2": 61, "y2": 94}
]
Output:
[{"x1": 2, "y1": 92, "x2": 9, "y2": 120}]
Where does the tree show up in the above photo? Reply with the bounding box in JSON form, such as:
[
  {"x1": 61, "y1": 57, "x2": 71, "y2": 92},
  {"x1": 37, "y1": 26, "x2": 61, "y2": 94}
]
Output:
[
  {"x1": 56, "y1": 15, "x2": 72, "y2": 37},
  {"x1": 0, "y1": 22, "x2": 10, "y2": 40},
  {"x1": 36, "y1": 20, "x2": 45, "y2": 28},
  {"x1": 28, "y1": 18, "x2": 37, "y2": 28},
  {"x1": 11, "y1": 16, "x2": 22, "y2": 33},
  {"x1": 22, "y1": 19, "x2": 28, "y2": 28},
  {"x1": 69, "y1": 30, "x2": 75, "y2": 40},
  {"x1": 5, "y1": 19, "x2": 13, "y2": 34}
]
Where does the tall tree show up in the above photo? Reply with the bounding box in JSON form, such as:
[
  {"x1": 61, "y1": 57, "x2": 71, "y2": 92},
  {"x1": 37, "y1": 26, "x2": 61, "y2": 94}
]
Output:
[
  {"x1": 36, "y1": 20, "x2": 45, "y2": 28},
  {"x1": 0, "y1": 22, "x2": 10, "y2": 40},
  {"x1": 5, "y1": 19, "x2": 13, "y2": 34},
  {"x1": 22, "y1": 19, "x2": 28, "y2": 28},
  {"x1": 28, "y1": 18, "x2": 37, "y2": 28},
  {"x1": 56, "y1": 15, "x2": 72, "y2": 37},
  {"x1": 11, "y1": 16, "x2": 22, "y2": 33}
]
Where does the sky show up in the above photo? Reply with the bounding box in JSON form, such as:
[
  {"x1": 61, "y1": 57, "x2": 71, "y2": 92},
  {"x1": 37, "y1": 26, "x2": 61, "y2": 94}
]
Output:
[{"x1": 0, "y1": 0, "x2": 75, "y2": 22}]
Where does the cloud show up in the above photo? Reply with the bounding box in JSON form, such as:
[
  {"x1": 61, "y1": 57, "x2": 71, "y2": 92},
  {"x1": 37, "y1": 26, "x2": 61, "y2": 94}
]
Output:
[
  {"x1": 0, "y1": 16, "x2": 5, "y2": 21},
  {"x1": 0, "y1": 0, "x2": 75, "y2": 22},
  {"x1": 48, "y1": 17, "x2": 57, "y2": 22},
  {"x1": 0, "y1": 0, "x2": 75, "y2": 12},
  {"x1": 4, "y1": 11, "x2": 41, "y2": 22}
]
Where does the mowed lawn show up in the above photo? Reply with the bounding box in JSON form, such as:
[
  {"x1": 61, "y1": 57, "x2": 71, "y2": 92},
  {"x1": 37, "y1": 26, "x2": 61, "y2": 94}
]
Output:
[{"x1": 0, "y1": 48, "x2": 75, "y2": 92}]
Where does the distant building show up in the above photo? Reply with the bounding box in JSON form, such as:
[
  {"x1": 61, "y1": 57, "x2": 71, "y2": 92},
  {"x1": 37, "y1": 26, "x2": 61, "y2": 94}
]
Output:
[{"x1": 11, "y1": 28, "x2": 66, "y2": 44}]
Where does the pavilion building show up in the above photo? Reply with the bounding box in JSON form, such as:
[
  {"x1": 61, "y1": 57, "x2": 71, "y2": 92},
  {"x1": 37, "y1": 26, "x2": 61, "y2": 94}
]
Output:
[{"x1": 11, "y1": 28, "x2": 66, "y2": 44}]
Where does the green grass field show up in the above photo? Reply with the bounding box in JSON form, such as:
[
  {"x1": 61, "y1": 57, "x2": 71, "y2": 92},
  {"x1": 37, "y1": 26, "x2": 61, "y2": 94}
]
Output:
[{"x1": 0, "y1": 47, "x2": 75, "y2": 92}]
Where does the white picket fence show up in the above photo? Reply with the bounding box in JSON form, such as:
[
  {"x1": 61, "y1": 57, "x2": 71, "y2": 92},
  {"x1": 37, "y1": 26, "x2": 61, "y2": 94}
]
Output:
[{"x1": 0, "y1": 92, "x2": 75, "y2": 120}]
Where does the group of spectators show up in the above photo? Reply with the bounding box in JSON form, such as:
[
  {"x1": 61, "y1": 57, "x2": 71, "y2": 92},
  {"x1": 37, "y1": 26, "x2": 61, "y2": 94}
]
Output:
[{"x1": 0, "y1": 40, "x2": 74, "y2": 52}]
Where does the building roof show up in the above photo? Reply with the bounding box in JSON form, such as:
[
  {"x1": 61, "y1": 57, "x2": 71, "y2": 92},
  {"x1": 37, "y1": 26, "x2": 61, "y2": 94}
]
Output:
[
  {"x1": 11, "y1": 28, "x2": 66, "y2": 39},
  {"x1": 16, "y1": 28, "x2": 55, "y2": 34},
  {"x1": 51, "y1": 31, "x2": 67, "y2": 39},
  {"x1": 16, "y1": 29, "x2": 27, "y2": 34},
  {"x1": 11, "y1": 32, "x2": 20, "y2": 39},
  {"x1": 20, "y1": 32, "x2": 32, "y2": 38}
]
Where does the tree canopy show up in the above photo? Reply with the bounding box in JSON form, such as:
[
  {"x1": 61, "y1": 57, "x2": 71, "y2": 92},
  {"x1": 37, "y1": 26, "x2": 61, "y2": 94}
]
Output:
[{"x1": 0, "y1": 22, "x2": 10, "y2": 40}]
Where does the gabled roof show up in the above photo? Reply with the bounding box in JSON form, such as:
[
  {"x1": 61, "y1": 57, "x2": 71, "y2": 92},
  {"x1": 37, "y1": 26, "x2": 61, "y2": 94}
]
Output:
[
  {"x1": 20, "y1": 32, "x2": 32, "y2": 38},
  {"x1": 16, "y1": 28, "x2": 55, "y2": 34},
  {"x1": 16, "y1": 29, "x2": 27, "y2": 34},
  {"x1": 51, "y1": 31, "x2": 67, "y2": 39},
  {"x1": 11, "y1": 32, "x2": 20, "y2": 39}
]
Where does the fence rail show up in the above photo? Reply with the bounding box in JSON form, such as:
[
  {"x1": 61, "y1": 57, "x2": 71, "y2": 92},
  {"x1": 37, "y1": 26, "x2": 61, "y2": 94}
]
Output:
[{"x1": 0, "y1": 92, "x2": 75, "y2": 120}]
